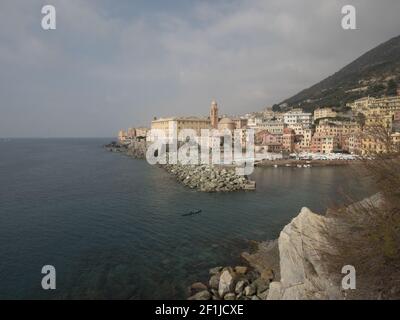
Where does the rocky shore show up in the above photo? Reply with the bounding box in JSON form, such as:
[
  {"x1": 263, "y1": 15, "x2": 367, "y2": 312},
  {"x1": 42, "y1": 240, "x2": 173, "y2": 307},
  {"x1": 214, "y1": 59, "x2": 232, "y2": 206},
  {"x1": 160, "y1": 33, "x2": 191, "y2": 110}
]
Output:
[
  {"x1": 188, "y1": 265, "x2": 274, "y2": 300},
  {"x1": 104, "y1": 140, "x2": 147, "y2": 159},
  {"x1": 105, "y1": 141, "x2": 256, "y2": 192},
  {"x1": 104, "y1": 141, "x2": 126, "y2": 153},
  {"x1": 188, "y1": 204, "x2": 350, "y2": 300},
  {"x1": 188, "y1": 241, "x2": 279, "y2": 300},
  {"x1": 163, "y1": 164, "x2": 255, "y2": 192}
]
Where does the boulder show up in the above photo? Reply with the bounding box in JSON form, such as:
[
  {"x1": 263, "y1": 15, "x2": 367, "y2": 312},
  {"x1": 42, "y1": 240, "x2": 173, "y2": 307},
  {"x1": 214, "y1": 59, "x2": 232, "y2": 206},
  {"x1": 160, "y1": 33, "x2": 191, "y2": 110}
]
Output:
[
  {"x1": 222, "y1": 266, "x2": 234, "y2": 274},
  {"x1": 209, "y1": 274, "x2": 220, "y2": 290},
  {"x1": 188, "y1": 290, "x2": 211, "y2": 300},
  {"x1": 254, "y1": 278, "x2": 270, "y2": 295},
  {"x1": 234, "y1": 280, "x2": 246, "y2": 294},
  {"x1": 210, "y1": 289, "x2": 221, "y2": 300},
  {"x1": 190, "y1": 282, "x2": 208, "y2": 293},
  {"x1": 234, "y1": 266, "x2": 248, "y2": 274},
  {"x1": 209, "y1": 266, "x2": 223, "y2": 275},
  {"x1": 257, "y1": 289, "x2": 270, "y2": 300},
  {"x1": 224, "y1": 293, "x2": 236, "y2": 300},
  {"x1": 244, "y1": 284, "x2": 256, "y2": 296},
  {"x1": 246, "y1": 270, "x2": 261, "y2": 282},
  {"x1": 218, "y1": 270, "x2": 235, "y2": 297}
]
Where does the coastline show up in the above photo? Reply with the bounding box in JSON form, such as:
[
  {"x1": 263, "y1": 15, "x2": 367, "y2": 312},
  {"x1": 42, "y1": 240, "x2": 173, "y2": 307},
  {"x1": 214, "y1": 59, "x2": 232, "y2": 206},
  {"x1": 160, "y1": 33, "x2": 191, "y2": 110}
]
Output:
[
  {"x1": 105, "y1": 141, "x2": 362, "y2": 168},
  {"x1": 104, "y1": 140, "x2": 372, "y2": 299},
  {"x1": 256, "y1": 158, "x2": 362, "y2": 168},
  {"x1": 105, "y1": 141, "x2": 256, "y2": 192},
  {"x1": 105, "y1": 140, "x2": 374, "y2": 300},
  {"x1": 188, "y1": 193, "x2": 390, "y2": 300}
]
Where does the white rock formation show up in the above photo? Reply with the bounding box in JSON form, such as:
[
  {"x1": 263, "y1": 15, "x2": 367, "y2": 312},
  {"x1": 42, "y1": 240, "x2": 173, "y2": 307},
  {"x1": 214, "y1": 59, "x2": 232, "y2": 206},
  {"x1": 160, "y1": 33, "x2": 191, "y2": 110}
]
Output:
[{"x1": 267, "y1": 207, "x2": 344, "y2": 300}]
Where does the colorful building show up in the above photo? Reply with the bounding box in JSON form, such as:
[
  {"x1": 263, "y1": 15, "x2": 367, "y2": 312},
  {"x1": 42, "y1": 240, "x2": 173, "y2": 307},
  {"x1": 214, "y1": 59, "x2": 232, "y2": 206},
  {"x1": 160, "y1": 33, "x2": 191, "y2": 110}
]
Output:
[{"x1": 313, "y1": 107, "x2": 337, "y2": 121}]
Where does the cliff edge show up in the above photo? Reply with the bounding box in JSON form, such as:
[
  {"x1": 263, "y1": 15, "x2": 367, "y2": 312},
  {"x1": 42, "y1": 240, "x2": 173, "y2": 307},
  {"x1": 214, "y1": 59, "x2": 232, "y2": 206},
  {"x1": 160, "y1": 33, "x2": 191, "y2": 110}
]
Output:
[
  {"x1": 267, "y1": 207, "x2": 343, "y2": 300},
  {"x1": 189, "y1": 194, "x2": 388, "y2": 300}
]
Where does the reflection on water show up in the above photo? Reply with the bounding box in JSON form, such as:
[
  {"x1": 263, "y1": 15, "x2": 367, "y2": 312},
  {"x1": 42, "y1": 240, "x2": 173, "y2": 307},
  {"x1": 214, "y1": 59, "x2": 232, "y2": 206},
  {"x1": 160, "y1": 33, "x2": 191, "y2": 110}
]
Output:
[{"x1": 0, "y1": 139, "x2": 373, "y2": 299}]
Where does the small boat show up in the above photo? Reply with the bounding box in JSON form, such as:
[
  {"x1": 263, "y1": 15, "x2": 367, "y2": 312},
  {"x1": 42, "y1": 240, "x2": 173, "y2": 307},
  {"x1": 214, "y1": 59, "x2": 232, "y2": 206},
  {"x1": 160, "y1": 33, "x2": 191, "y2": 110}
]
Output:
[{"x1": 182, "y1": 209, "x2": 202, "y2": 217}]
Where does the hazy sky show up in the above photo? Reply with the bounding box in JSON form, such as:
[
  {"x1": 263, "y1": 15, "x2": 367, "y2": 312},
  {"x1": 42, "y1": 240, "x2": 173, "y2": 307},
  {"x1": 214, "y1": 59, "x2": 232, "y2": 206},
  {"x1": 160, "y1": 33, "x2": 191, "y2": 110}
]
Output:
[{"x1": 1, "y1": 0, "x2": 400, "y2": 137}]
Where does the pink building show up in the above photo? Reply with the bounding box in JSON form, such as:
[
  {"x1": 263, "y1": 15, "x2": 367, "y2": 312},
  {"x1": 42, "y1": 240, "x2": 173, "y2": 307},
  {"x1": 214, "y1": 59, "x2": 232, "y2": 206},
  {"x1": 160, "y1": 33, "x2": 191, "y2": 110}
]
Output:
[
  {"x1": 255, "y1": 130, "x2": 282, "y2": 146},
  {"x1": 282, "y1": 128, "x2": 296, "y2": 152},
  {"x1": 310, "y1": 133, "x2": 339, "y2": 154}
]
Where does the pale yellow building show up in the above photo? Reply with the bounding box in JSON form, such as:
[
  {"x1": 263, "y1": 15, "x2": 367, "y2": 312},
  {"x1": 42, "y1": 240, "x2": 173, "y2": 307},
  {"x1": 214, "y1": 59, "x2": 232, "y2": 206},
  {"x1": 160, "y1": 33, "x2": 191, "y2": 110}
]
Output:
[
  {"x1": 313, "y1": 107, "x2": 337, "y2": 121},
  {"x1": 364, "y1": 109, "x2": 393, "y2": 131},
  {"x1": 258, "y1": 121, "x2": 285, "y2": 135},
  {"x1": 127, "y1": 127, "x2": 136, "y2": 137},
  {"x1": 316, "y1": 120, "x2": 361, "y2": 137},
  {"x1": 348, "y1": 96, "x2": 400, "y2": 115},
  {"x1": 392, "y1": 132, "x2": 400, "y2": 147},
  {"x1": 299, "y1": 128, "x2": 313, "y2": 150},
  {"x1": 348, "y1": 133, "x2": 362, "y2": 154},
  {"x1": 347, "y1": 96, "x2": 376, "y2": 114},
  {"x1": 118, "y1": 130, "x2": 127, "y2": 142},
  {"x1": 287, "y1": 123, "x2": 304, "y2": 134},
  {"x1": 362, "y1": 135, "x2": 388, "y2": 155},
  {"x1": 151, "y1": 117, "x2": 211, "y2": 137},
  {"x1": 362, "y1": 131, "x2": 400, "y2": 155},
  {"x1": 135, "y1": 127, "x2": 149, "y2": 138}
]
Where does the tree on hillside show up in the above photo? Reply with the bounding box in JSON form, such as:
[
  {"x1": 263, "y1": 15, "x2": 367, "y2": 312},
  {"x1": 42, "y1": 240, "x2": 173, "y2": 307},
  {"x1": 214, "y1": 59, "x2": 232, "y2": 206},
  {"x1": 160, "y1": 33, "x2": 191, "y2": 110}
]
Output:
[
  {"x1": 272, "y1": 104, "x2": 281, "y2": 112},
  {"x1": 386, "y1": 79, "x2": 398, "y2": 96},
  {"x1": 323, "y1": 124, "x2": 400, "y2": 299},
  {"x1": 355, "y1": 112, "x2": 366, "y2": 127},
  {"x1": 367, "y1": 83, "x2": 386, "y2": 97}
]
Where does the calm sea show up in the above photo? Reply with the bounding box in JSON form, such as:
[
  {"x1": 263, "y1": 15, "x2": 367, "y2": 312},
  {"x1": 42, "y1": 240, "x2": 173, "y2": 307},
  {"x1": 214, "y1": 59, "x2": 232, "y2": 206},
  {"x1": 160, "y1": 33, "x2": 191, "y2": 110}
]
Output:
[{"x1": 0, "y1": 139, "x2": 373, "y2": 299}]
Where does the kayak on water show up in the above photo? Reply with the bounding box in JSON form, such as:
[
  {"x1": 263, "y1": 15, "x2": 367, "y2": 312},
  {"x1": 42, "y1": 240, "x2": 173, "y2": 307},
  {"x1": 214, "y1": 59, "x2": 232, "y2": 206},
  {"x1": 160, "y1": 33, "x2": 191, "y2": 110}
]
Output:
[{"x1": 181, "y1": 209, "x2": 202, "y2": 217}]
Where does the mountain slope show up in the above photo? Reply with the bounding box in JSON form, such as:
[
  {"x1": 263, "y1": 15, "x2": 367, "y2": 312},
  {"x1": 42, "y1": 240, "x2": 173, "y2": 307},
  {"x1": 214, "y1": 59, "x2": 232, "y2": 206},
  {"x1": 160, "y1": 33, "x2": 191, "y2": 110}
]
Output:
[{"x1": 280, "y1": 35, "x2": 400, "y2": 112}]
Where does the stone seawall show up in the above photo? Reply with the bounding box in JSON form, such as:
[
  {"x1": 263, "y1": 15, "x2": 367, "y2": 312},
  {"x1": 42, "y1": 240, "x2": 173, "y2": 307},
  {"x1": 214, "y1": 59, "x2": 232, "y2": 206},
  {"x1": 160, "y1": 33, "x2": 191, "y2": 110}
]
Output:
[
  {"x1": 105, "y1": 141, "x2": 256, "y2": 192},
  {"x1": 163, "y1": 164, "x2": 255, "y2": 192}
]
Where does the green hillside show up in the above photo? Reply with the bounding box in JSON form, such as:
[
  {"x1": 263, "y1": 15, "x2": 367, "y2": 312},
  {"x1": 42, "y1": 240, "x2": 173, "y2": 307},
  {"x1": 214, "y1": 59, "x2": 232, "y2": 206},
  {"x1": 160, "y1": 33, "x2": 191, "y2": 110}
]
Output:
[{"x1": 280, "y1": 35, "x2": 400, "y2": 112}]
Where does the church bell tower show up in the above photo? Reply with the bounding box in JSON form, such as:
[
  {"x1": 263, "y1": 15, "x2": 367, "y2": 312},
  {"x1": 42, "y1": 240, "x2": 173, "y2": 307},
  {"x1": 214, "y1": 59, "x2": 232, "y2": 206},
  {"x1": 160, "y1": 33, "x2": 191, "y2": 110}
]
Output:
[{"x1": 210, "y1": 100, "x2": 219, "y2": 129}]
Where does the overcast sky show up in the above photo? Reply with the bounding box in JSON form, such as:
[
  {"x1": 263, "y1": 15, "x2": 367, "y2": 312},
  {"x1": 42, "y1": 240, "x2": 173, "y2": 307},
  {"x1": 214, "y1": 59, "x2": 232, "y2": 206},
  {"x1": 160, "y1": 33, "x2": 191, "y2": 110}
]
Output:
[{"x1": 1, "y1": 0, "x2": 400, "y2": 137}]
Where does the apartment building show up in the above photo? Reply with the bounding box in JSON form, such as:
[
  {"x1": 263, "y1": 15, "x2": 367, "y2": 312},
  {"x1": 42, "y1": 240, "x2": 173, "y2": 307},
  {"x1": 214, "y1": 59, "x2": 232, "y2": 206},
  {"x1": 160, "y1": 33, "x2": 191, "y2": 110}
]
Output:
[{"x1": 283, "y1": 109, "x2": 313, "y2": 126}]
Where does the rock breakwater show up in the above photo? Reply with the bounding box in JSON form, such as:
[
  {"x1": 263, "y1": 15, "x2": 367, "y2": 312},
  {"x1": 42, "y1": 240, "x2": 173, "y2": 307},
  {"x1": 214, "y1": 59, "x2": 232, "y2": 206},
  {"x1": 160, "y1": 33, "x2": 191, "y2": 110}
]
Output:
[
  {"x1": 105, "y1": 141, "x2": 256, "y2": 192},
  {"x1": 163, "y1": 164, "x2": 255, "y2": 192}
]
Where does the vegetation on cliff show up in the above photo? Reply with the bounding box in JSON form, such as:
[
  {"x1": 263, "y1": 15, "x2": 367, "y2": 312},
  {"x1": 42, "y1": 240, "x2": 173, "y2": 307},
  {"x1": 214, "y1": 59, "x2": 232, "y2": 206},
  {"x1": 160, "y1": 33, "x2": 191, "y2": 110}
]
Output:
[
  {"x1": 280, "y1": 35, "x2": 400, "y2": 112},
  {"x1": 322, "y1": 126, "x2": 400, "y2": 299}
]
